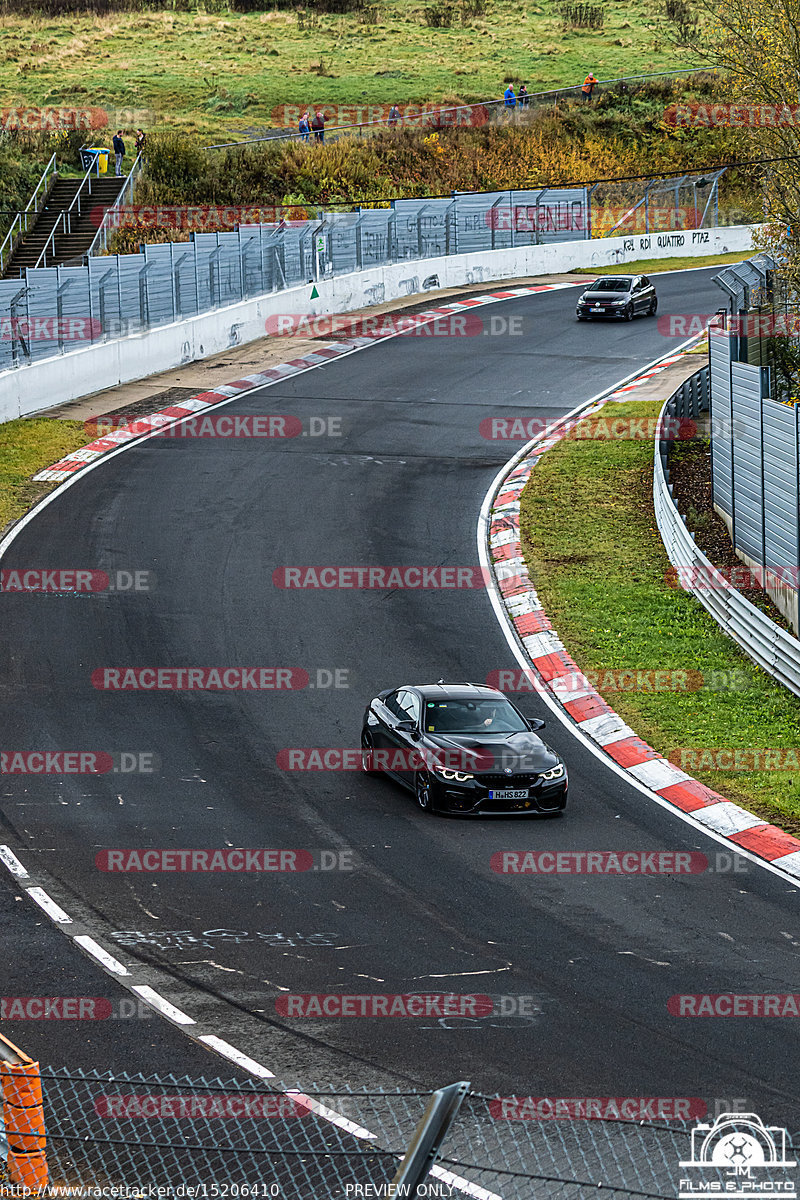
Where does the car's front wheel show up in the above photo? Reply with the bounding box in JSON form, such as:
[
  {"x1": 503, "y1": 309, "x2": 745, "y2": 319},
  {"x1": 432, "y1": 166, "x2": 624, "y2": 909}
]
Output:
[
  {"x1": 624, "y1": 303, "x2": 634, "y2": 321},
  {"x1": 415, "y1": 770, "x2": 434, "y2": 813},
  {"x1": 649, "y1": 296, "x2": 658, "y2": 316}
]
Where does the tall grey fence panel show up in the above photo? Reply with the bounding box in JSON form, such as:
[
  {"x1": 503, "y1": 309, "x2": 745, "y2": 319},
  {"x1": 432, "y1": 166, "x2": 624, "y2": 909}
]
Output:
[
  {"x1": 189, "y1": 233, "x2": 224, "y2": 313},
  {"x1": 0, "y1": 279, "x2": 27, "y2": 372},
  {"x1": 356, "y1": 210, "x2": 393, "y2": 266},
  {"x1": 217, "y1": 231, "x2": 246, "y2": 306},
  {"x1": 278, "y1": 226, "x2": 306, "y2": 288},
  {"x1": 171, "y1": 241, "x2": 201, "y2": 316},
  {"x1": 730, "y1": 360, "x2": 769, "y2": 563},
  {"x1": 709, "y1": 328, "x2": 733, "y2": 517},
  {"x1": 18, "y1": 268, "x2": 61, "y2": 363},
  {"x1": 140, "y1": 242, "x2": 176, "y2": 323},
  {"x1": 763, "y1": 398, "x2": 800, "y2": 578},
  {"x1": 0, "y1": 182, "x2": 648, "y2": 376},
  {"x1": 326, "y1": 212, "x2": 362, "y2": 274},
  {"x1": 354, "y1": 210, "x2": 393, "y2": 266},
  {"x1": 655, "y1": 369, "x2": 800, "y2": 692},
  {"x1": 455, "y1": 187, "x2": 588, "y2": 247},
  {"x1": 392, "y1": 199, "x2": 453, "y2": 259},
  {"x1": 454, "y1": 191, "x2": 515, "y2": 253}
]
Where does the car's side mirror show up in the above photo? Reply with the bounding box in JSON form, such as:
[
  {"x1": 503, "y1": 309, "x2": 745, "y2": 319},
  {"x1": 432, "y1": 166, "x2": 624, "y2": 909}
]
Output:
[{"x1": 528, "y1": 718, "x2": 546, "y2": 731}]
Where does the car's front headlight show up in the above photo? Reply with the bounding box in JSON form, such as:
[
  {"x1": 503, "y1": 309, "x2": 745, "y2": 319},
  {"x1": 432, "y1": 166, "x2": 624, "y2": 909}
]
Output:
[
  {"x1": 612, "y1": 299, "x2": 627, "y2": 305},
  {"x1": 437, "y1": 767, "x2": 474, "y2": 782},
  {"x1": 540, "y1": 763, "x2": 565, "y2": 781}
]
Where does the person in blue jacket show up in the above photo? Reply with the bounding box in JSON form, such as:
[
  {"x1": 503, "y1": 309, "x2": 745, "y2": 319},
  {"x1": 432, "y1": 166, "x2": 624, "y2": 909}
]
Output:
[{"x1": 504, "y1": 84, "x2": 516, "y2": 109}]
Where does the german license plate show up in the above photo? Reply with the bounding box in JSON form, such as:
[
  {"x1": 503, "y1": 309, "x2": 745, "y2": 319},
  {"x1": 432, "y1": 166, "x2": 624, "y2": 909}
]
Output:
[
  {"x1": 488, "y1": 789, "x2": 529, "y2": 800},
  {"x1": 593, "y1": 305, "x2": 603, "y2": 310}
]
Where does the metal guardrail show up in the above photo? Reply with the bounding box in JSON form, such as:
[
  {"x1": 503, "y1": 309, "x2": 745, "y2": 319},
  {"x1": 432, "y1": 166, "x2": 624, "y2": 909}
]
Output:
[
  {"x1": 209, "y1": 67, "x2": 716, "y2": 149},
  {"x1": 0, "y1": 152, "x2": 57, "y2": 276},
  {"x1": 653, "y1": 365, "x2": 800, "y2": 698},
  {"x1": 87, "y1": 151, "x2": 143, "y2": 257}
]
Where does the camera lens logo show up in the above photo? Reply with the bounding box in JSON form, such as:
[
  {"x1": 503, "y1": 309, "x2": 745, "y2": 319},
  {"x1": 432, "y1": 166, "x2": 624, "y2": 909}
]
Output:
[{"x1": 679, "y1": 1112, "x2": 796, "y2": 1199}]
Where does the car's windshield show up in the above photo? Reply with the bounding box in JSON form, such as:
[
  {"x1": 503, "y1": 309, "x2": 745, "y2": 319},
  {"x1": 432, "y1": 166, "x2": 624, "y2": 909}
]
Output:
[
  {"x1": 591, "y1": 277, "x2": 632, "y2": 291},
  {"x1": 424, "y1": 699, "x2": 528, "y2": 734}
]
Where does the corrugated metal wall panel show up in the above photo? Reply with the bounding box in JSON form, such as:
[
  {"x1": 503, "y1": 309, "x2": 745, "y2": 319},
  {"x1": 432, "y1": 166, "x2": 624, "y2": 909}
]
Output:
[
  {"x1": 731, "y1": 361, "x2": 768, "y2": 562},
  {"x1": 710, "y1": 330, "x2": 733, "y2": 516},
  {"x1": 762, "y1": 399, "x2": 799, "y2": 574}
]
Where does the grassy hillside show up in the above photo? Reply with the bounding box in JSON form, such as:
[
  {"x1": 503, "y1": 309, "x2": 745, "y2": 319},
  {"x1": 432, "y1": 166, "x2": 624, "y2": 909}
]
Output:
[
  {"x1": 97, "y1": 75, "x2": 748, "y2": 251},
  {"x1": 0, "y1": 0, "x2": 703, "y2": 140}
]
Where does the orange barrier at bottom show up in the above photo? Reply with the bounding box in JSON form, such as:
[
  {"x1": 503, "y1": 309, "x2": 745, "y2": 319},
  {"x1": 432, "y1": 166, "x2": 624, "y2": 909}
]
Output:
[{"x1": 0, "y1": 1033, "x2": 48, "y2": 1189}]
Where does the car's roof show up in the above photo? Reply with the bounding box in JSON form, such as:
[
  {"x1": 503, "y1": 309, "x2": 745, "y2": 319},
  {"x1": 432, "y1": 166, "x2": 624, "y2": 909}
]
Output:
[{"x1": 405, "y1": 683, "x2": 506, "y2": 700}]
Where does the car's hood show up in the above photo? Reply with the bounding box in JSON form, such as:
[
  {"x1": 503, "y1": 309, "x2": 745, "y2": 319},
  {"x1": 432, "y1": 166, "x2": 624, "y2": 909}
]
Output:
[
  {"x1": 582, "y1": 289, "x2": 629, "y2": 301},
  {"x1": 422, "y1": 730, "x2": 559, "y2": 773}
]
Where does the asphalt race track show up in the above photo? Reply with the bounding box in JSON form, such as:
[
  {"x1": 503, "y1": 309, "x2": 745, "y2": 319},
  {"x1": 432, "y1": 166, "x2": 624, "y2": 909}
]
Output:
[{"x1": 2, "y1": 266, "x2": 799, "y2": 1122}]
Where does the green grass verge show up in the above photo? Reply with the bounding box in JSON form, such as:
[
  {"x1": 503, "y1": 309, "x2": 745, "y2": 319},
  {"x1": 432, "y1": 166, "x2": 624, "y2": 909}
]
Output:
[
  {"x1": 0, "y1": 418, "x2": 86, "y2": 532},
  {"x1": 0, "y1": 3, "x2": 696, "y2": 139},
  {"x1": 571, "y1": 250, "x2": 753, "y2": 276},
  {"x1": 518, "y1": 397, "x2": 800, "y2": 834}
]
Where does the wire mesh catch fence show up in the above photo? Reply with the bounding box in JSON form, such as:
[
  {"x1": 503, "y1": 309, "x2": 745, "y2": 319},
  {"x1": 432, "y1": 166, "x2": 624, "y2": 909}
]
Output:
[{"x1": 3, "y1": 1068, "x2": 788, "y2": 1199}]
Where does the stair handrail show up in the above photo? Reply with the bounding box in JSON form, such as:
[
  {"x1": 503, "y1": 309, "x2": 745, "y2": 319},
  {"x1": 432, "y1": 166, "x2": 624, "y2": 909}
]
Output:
[
  {"x1": 32, "y1": 212, "x2": 67, "y2": 271},
  {"x1": 87, "y1": 152, "x2": 143, "y2": 257},
  {"x1": 33, "y1": 160, "x2": 95, "y2": 270},
  {"x1": 0, "y1": 151, "x2": 57, "y2": 276}
]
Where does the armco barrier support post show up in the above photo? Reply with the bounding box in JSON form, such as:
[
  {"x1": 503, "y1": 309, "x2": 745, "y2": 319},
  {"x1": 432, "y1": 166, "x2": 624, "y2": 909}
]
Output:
[
  {"x1": 0, "y1": 1032, "x2": 48, "y2": 1189},
  {"x1": 391, "y1": 1081, "x2": 470, "y2": 1195}
]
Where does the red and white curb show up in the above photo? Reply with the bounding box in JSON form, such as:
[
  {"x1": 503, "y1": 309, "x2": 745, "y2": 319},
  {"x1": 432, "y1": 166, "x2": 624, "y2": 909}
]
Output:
[
  {"x1": 483, "y1": 345, "x2": 800, "y2": 881},
  {"x1": 33, "y1": 280, "x2": 586, "y2": 484}
]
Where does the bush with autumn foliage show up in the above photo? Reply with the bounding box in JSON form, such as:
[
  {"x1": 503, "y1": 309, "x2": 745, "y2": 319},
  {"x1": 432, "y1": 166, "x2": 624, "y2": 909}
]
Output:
[{"x1": 106, "y1": 75, "x2": 754, "y2": 252}]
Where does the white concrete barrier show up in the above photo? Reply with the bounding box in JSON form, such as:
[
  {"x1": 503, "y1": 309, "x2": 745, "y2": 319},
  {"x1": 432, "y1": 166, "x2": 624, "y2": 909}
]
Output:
[{"x1": 0, "y1": 224, "x2": 755, "y2": 424}]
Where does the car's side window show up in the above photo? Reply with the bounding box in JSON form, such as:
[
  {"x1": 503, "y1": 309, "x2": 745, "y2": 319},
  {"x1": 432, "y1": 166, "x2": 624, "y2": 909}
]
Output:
[
  {"x1": 383, "y1": 691, "x2": 406, "y2": 719},
  {"x1": 632, "y1": 277, "x2": 643, "y2": 292},
  {"x1": 641, "y1": 276, "x2": 650, "y2": 287},
  {"x1": 396, "y1": 689, "x2": 421, "y2": 725}
]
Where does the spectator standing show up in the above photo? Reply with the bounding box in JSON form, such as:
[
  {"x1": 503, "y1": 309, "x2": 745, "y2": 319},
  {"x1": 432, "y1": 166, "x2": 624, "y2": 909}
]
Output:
[
  {"x1": 503, "y1": 84, "x2": 516, "y2": 109},
  {"x1": 518, "y1": 82, "x2": 529, "y2": 107},
  {"x1": 134, "y1": 128, "x2": 146, "y2": 156},
  {"x1": 388, "y1": 104, "x2": 401, "y2": 128},
  {"x1": 311, "y1": 109, "x2": 325, "y2": 143},
  {"x1": 299, "y1": 111, "x2": 310, "y2": 142},
  {"x1": 112, "y1": 130, "x2": 125, "y2": 177},
  {"x1": 581, "y1": 72, "x2": 598, "y2": 102}
]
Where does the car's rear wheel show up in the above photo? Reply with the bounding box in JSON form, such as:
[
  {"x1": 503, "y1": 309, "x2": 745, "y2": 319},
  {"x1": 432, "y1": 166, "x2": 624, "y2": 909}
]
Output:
[
  {"x1": 415, "y1": 770, "x2": 434, "y2": 812},
  {"x1": 361, "y1": 732, "x2": 377, "y2": 774},
  {"x1": 624, "y1": 303, "x2": 634, "y2": 321},
  {"x1": 649, "y1": 296, "x2": 658, "y2": 316}
]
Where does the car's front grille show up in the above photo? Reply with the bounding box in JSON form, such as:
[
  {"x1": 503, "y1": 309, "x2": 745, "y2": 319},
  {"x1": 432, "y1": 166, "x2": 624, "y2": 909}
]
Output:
[{"x1": 477, "y1": 773, "x2": 540, "y2": 787}]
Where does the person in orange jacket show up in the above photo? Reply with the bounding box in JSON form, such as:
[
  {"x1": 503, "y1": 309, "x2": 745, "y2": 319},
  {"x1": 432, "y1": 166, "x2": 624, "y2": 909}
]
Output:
[{"x1": 581, "y1": 72, "x2": 598, "y2": 102}]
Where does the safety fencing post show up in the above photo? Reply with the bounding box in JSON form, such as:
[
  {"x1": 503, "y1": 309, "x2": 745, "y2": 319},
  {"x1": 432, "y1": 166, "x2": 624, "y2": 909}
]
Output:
[
  {"x1": 0, "y1": 1032, "x2": 48, "y2": 1190},
  {"x1": 391, "y1": 1080, "x2": 469, "y2": 1195}
]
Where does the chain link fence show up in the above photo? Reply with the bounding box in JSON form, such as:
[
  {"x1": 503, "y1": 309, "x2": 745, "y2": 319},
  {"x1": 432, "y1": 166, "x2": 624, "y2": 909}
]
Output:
[{"x1": 2, "y1": 1068, "x2": 783, "y2": 1199}]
